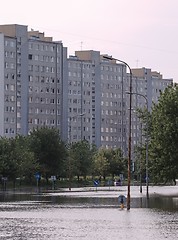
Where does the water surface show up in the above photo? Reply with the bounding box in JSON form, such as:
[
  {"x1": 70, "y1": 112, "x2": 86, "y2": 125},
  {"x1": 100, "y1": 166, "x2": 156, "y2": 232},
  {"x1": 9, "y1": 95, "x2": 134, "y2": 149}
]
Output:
[{"x1": 0, "y1": 185, "x2": 178, "y2": 240}]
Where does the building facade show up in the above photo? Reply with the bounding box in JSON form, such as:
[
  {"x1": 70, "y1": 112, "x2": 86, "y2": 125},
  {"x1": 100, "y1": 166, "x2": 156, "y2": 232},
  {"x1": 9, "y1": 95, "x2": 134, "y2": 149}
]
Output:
[
  {"x1": 0, "y1": 24, "x2": 68, "y2": 140},
  {"x1": 27, "y1": 30, "x2": 68, "y2": 139},
  {"x1": 68, "y1": 51, "x2": 129, "y2": 153},
  {"x1": 68, "y1": 51, "x2": 173, "y2": 158},
  {"x1": 0, "y1": 24, "x2": 29, "y2": 137},
  {"x1": 131, "y1": 68, "x2": 172, "y2": 146},
  {"x1": 0, "y1": 25, "x2": 173, "y2": 157}
]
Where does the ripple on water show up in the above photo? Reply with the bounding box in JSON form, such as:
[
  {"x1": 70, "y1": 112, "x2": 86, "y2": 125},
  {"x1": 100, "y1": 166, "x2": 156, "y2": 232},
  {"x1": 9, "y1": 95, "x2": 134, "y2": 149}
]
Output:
[{"x1": 0, "y1": 206, "x2": 178, "y2": 240}]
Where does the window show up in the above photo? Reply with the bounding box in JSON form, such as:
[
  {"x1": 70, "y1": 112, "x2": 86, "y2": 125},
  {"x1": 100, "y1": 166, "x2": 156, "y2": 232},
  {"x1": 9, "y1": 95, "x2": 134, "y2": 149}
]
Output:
[
  {"x1": 35, "y1": 55, "x2": 39, "y2": 61},
  {"x1": 29, "y1": 43, "x2": 33, "y2": 49},
  {"x1": 28, "y1": 54, "x2": 32, "y2": 60},
  {"x1": 5, "y1": 129, "x2": 8, "y2": 134},
  {"x1": 28, "y1": 76, "x2": 33, "y2": 82},
  {"x1": 29, "y1": 86, "x2": 33, "y2": 93},
  {"x1": 10, "y1": 63, "x2": 15, "y2": 69},
  {"x1": 10, "y1": 41, "x2": 15, "y2": 47},
  {"x1": 29, "y1": 65, "x2": 33, "y2": 71},
  {"x1": 5, "y1": 62, "x2": 8, "y2": 68},
  {"x1": 35, "y1": 65, "x2": 39, "y2": 72},
  {"x1": 51, "y1": 46, "x2": 54, "y2": 52},
  {"x1": 10, "y1": 96, "x2": 15, "y2": 102}
]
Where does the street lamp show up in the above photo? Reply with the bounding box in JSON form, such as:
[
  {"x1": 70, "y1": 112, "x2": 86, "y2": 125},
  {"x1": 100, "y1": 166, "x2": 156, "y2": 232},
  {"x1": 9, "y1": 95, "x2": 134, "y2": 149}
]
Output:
[
  {"x1": 126, "y1": 92, "x2": 149, "y2": 199},
  {"x1": 103, "y1": 55, "x2": 132, "y2": 210},
  {"x1": 68, "y1": 112, "x2": 86, "y2": 190},
  {"x1": 69, "y1": 112, "x2": 86, "y2": 143}
]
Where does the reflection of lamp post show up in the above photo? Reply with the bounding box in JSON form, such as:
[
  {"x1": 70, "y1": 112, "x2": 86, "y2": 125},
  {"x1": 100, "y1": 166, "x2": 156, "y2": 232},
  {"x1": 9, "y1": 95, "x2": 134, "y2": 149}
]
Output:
[
  {"x1": 126, "y1": 92, "x2": 149, "y2": 199},
  {"x1": 103, "y1": 55, "x2": 132, "y2": 210}
]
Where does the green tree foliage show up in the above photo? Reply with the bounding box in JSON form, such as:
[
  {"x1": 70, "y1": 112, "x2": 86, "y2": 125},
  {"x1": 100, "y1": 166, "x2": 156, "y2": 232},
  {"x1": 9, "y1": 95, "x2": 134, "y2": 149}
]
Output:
[
  {"x1": 0, "y1": 137, "x2": 12, "y2": 178},
  {"x1": 93, "y1": 148, "x2": 126, "y2": 180},
  {"x1": 134, "y1": 110, "x2": 151, "y2": 180},
  {"x1": 149, "y1": 84, "x2": 178, "y2": 183},
  {"x1": 107, "y1": 148, "x2": 127, "y2": 179},
  {"x1": 93, "y1": 148, "x2": 110, "y2": 180},
  {"x1": 69, "y1": 140, "x2": 95, "y2": 180},
  {"x1": 0, "y1": 136, "x2": 38, "y2": 183},
  {"x1": 29, "y1": 127, "x2": 67, "y2": 180}
]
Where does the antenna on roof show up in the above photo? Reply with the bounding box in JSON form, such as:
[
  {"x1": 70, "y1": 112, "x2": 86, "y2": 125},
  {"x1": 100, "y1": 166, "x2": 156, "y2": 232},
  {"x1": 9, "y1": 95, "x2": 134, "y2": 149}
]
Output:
[
  {"x1": 136, "y1": 59, "x2": 139, "y2": 68},
  {"x1": 80, "y1": 41, "x2": 83, "y2": 51}
]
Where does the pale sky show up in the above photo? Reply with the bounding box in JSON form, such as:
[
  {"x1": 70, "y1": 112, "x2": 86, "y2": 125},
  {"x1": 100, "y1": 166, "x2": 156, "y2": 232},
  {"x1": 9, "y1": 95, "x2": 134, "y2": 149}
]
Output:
[{"x1": 1, "y1": 0, "x2": 178, "y2": 82}]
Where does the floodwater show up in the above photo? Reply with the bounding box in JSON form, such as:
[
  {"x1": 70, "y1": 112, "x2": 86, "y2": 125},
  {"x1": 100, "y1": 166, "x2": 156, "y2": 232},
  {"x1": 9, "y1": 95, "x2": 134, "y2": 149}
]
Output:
[{"x1": 0, "y1": 185, "x2": 178, "y2": 240}]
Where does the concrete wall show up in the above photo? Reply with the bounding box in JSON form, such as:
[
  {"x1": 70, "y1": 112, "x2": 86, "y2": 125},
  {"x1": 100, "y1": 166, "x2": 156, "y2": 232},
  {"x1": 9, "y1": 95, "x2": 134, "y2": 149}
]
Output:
[{"x1": 0, "y1": 34, "x2": 4, "y2": 136}]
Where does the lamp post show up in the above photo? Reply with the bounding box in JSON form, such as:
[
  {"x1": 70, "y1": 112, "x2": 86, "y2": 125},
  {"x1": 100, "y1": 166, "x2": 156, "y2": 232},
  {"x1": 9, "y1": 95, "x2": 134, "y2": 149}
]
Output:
[
  {"x1": 139, "y1": 121, "x2": 143, "y2": 194},
  {"x1": 69, "y1": 112, "x2": 85, "y2": 143},
  {"x1": 103, "y1": 55, "x2": 132, "y2": 210},
  {"x1": 68, "y1": 112, "x2": 85, "y2": 190},
  {"x1": 126, "y1": 92, "x2": 149, "y2": 199}
]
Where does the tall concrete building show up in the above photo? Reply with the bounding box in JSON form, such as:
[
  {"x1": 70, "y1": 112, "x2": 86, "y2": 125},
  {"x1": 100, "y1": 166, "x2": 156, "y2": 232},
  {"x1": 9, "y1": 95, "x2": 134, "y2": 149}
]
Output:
[
  {"x1": 0, "y1": 24, "x2": 29, "y2": 137},
  {"x1": 0, "y1": 25, "x2": 173, "y2": 157},
  {"x1": 130, "y1": 68, "x2": 173, "y2": 165},
  {"x1": 68, "y1": 51, "x2": 101, "y2": 146},
  {"x1": 27, "y1": 29, "x2": 68, "y2": 140},
  {"x1": 0, "y1": 24, "x2": 68, "y2": 140},
  {"x1": 68, "y1": 51, "x2": 173, "y2": 157},
  {"x1": 68, "y1": 50, "x2": 128, "y2": 153},
  {"x1": 131, "y1": 68, "x2": 173, "y2": 143}
]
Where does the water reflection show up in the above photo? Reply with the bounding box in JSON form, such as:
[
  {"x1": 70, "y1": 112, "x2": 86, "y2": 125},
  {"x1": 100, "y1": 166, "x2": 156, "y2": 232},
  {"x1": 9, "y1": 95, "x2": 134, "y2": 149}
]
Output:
[{"x1": 0, "y1": 186, "x2": 178, "y2": 239}]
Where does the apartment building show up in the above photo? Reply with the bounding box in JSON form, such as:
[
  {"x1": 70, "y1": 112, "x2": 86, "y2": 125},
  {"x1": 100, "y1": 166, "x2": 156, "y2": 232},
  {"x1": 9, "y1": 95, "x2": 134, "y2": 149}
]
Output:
[
  {"x1": 0, "y1": 24, "x2": 173, "y2": 155},
  {"x1": 68, "y1": 51, "x2": 173, "y2": 158},
  {"x1": 68, "y1": 50, "x2": 128, "y2": 153},
  {"x1": 130, "y1": 68, "x2": 173, "y2": 165},
  {"x1": 0, "y1": 24, "x2": 68, "y2": 140},
  {"x1": 27, "y1": 30, "x2": 68, "y2": 139},
  {"x1": 68, "y1": 51, "x2": 101, "y2": 146},
  {"x1": 0, "y1": 24, "x2": 29, "y2": 137}
]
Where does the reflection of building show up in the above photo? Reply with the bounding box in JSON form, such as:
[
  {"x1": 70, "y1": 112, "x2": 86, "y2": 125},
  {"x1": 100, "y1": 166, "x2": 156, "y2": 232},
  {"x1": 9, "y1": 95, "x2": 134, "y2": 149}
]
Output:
[{"x1": 0, "y1": 24, "x2": 173, "y2": 155}]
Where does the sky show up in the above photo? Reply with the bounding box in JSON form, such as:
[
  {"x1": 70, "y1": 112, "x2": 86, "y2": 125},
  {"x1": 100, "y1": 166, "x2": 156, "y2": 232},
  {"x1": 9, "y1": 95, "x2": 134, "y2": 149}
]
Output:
[{"x1": 1, "y1": 0, "x2": 178, "y2": 82}]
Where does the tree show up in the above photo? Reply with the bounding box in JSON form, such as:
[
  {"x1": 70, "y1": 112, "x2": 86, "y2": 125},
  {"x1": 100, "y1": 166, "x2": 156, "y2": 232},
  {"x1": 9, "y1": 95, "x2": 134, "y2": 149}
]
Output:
[
  {"x1": 29, "y1": 127, "x2": 67, "y2": 180},
  {"x1": 93, "y1": 148, "x2": 127, "y2": 181},
  {"x1": 0, "y1": 137, "x2": 12, "y2": 178},
  {"x1": 149, "y1": 84, "x2": 178, "y2": 184},
  {"x1": 0, "y1": 136, "x2": 38, "y2": 186},
  {"x1": 134, "y1": 109, "x2": 151, "y2": 182},
  {"x1": 69, "y1": 140, "x2": 95, "y2": 180},
  {"x1": 93, "y1": 148, "x2": 110, "y2": 180},
  {"x1": 107, "y1": 148, "x2": 127, "y2": 180},
  {"x1": 12, "y1": 135, "x2": 39, "y2": 183}
]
